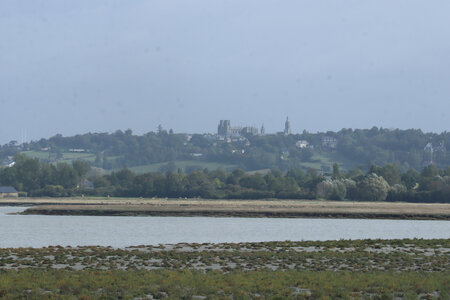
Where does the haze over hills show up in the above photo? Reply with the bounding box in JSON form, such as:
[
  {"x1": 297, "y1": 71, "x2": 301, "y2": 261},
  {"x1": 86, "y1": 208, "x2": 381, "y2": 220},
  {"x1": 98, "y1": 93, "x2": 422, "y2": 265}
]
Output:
[{"x1": 2, "y1": 0, "x2": 450, "y2": 144}]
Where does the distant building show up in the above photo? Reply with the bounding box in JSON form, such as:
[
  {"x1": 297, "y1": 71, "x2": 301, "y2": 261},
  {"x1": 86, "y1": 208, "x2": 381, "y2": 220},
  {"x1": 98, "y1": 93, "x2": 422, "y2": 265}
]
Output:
[
  {"x1": 284, "y1": 117, "x2": 291, "y2": 135},
  {"x1": 423, "y1": 142, "x2": 434, "y2": 166},
  {"x1": 69, "y1": 149, "x2": 87, "y2": 153},
  {"x1": 1, "y1": 157, "x2": 15, "y2": 168},
  {"x1": 295, "y1": 140, "x2": 310, "y2": 149},
  {"x1": 232, "y1": 149, "x2": 245, "y2": 154},
  {"x1": 434, "y1": 142, "x2": 446, "y2": 152},
  {"x1": 260, "y1": 124, "x2": 266, "y2": 135},
  {"x1": 240, "y1": 126, "x2": 258, "y2": 135},
  {"x1": 217, "y1": 120, "x2": 258, "y2": 137},
  {"x1": 322, "y1": 136, "x2": 338, "y2": 149},
  {"x1": 0, "y1": 186, "x2": 18, "y2": 198},
  {"x1": 280, "y1": 149, "x2": 290, "y2": 160},
  {"x1": 424, "y1": 142, "x2": 433, "y2": 153},
  {"x1": 218, "y1": 120, "x2": 232, "y2": 136}
]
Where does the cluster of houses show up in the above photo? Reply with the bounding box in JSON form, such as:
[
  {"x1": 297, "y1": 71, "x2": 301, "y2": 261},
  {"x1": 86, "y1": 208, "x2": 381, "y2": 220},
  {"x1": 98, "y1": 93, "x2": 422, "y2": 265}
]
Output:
[
  {"x1": 423, "y1": 142, "x2": 446, "y2": 166},
  {"x1": 295, "y1": 137, "x2": 338, "y2": 150},
  {"x1": 424, "y1": 142, "x2": 446, "y2": 153}
]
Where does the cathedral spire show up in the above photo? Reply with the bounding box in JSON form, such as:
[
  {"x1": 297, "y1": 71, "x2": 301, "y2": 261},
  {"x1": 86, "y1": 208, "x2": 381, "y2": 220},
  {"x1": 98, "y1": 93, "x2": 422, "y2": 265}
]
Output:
[{"x1": 284, "y1": 117, "x2": 291, "y2": 135}]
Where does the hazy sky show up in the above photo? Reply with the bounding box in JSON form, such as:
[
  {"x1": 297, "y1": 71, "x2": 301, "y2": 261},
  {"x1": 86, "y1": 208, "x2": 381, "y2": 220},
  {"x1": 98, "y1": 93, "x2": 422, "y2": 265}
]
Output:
[{"x1": 1, "y1": 0, "x2": 450, "y2": 144}]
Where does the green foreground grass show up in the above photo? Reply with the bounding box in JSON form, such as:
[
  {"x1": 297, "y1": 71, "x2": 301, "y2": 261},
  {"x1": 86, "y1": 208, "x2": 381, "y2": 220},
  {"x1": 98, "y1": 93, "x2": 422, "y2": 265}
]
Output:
[{"x1": 0, "y1": 269, "x2": 448, "y2": 299}]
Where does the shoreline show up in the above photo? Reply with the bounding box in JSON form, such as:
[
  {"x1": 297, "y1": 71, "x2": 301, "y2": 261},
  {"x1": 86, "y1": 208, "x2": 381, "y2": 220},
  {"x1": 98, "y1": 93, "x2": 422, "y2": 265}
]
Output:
[
  {"x1": 18, "y1": 205, "x2": 450, "y2": 220},
  {"x1": 5, "y1": 198, "x2": 449, "y2": 220}
]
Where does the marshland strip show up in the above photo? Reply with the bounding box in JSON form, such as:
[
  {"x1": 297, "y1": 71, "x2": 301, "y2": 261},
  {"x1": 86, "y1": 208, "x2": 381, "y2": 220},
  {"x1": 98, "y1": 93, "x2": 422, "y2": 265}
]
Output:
[
  {"x1": 1, "y1": 239, "x2": 449, "y2": 298},
  {"x1": 2, "y1": 198, "x2": 450, "y2": 219}
]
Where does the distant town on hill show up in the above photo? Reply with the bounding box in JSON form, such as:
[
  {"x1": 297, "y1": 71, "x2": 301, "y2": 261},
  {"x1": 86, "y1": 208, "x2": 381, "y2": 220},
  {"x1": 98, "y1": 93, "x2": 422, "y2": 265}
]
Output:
[{"x1": 1, "y1": 119, "x2": 449, "y2": 174}]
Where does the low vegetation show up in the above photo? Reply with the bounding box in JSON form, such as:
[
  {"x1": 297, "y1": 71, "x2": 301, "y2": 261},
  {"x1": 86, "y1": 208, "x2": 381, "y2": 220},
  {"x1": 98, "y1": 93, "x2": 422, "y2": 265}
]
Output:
[
  {"x1": 19, "y1": 199, "x2": 450, "y2": 219},
  {"x1": 1, "y1": 239, "x2": 448, "y2": 272},
  {"x1": 0, "y1": 239, "x2": 448, "y2": 298},
  {"x1": 0, "y1": 269, "x2": 448, "y2": 299}
]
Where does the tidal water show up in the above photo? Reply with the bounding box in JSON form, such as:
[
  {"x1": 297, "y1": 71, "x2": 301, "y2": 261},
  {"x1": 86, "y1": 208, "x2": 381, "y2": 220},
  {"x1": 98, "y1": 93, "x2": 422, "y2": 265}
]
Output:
[{"x1": 0, "y1": 206, "x2": 449, "y2": 248}]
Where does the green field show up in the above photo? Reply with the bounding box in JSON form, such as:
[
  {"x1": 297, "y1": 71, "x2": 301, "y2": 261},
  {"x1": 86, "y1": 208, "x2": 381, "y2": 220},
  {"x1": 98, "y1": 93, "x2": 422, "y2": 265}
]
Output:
[
  {"x1": 116, "y1": 160, "x2": 239, "y2": 174},
  {"x1": 21, "y1": 149, "x2": 359, "y2": 175},
  {"x1": 299, "y1": 153, "x2": 333, "y2": 170},
  {"x1": 22, "y1": 151, "x2": 238, "y2": 174},
  {"x1": 22, "y1": 151, "x2": 97, "y2": 164},
  {"x1": 298, "y1": 152, "x2": 359, "y2": 172}
]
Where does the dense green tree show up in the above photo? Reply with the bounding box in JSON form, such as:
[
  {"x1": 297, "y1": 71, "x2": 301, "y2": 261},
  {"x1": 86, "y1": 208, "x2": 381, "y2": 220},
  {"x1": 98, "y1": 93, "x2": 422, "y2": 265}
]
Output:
[
  {"x1": 375, "y1": 163, "x2": 402, "y2": 186},
  {"x1": 72, "y1": 160, "x2": 91, "y2": 179},
  {"x1": 402, "y1": 169, "x2": 420, "y2": 190},
  {"x1": 421, "y1": 165, "x2": 439, "y2": 178},
  {"x1": 332, "y1": 163, "x2": 342, "y2": 180},
  {"x1": 239, "y1": 174, "x2": 267, "y2": 190},
  {"x1": 355, "y1": 174, "x2": 390, "y2": 201},
  {"x1": 165, "y1": 172, "x2": 188, "y2": 197},
  {"x1": 316, "y1": 180, "x2": 346, "y2": 200}
]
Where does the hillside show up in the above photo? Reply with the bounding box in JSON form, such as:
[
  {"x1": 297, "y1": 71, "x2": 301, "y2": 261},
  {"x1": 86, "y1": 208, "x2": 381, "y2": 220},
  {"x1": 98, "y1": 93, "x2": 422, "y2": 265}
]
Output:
[{"x1": 1, "y1": 127, "x2": 449, "y2": 173}]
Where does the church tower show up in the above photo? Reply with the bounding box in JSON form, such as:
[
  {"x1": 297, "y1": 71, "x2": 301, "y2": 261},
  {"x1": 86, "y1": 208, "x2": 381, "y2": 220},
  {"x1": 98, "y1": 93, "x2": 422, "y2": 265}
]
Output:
[
  {"x1": 284, "y1": 117, "x2": 291, "y2": 135},
  {"x1": 218, "y1": 120, "x2": 231, "y2": 136},
  {"x1": 260, "y1": 124, "x2": 265, "y2": 135}
]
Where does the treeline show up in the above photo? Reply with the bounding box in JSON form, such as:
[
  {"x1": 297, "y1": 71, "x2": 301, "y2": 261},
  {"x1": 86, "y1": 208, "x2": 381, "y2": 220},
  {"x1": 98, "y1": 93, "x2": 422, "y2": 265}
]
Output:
[
  {"x1": 2, "y1": 127, "x2": 450, "y2": 171},
  {"x1": 1, "y1": 154, "x2": 449, "y2": 202},
  {"x1": 0, "y1": 154, "x2": 91, "y2": 197},
  {"x1": 92, "y1": 163, "x2": 450, "y2": 203}
]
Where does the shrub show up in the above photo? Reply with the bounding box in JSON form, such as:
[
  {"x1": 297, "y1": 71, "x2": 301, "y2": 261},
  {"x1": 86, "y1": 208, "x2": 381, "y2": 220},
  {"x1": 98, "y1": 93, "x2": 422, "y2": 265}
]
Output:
[{"x1": 355, "y1": 174, "x2": 390, "y2": 201}]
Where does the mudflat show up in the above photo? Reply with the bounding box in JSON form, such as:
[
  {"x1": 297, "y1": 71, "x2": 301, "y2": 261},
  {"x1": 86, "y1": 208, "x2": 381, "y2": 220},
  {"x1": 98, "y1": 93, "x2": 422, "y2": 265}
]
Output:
[
  {"x1": 1, "y1": 239, "x2": 448, "y2": 272},
  {"x1": 1, "y1": 239, "x2": 448, "y2": 298},
  {"x1": 4, "y1": 198, "x2": 450, "y2": 219}
]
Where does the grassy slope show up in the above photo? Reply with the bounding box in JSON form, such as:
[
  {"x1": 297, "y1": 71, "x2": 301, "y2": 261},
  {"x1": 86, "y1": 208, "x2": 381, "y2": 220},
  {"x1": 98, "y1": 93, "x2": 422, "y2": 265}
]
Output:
[
  {"x1": 22, "y1": 151, "x2": 238, "y2": 173},
  {"x1": 116, "y1": 160, "x2": 238, "y2": 174},
  {"x1": 300, "y1": 152, "x2": 360, "y2": 172},
  {"x1": 21, "y1": 149, "x2": 357, "y2": 174},
  {"x1": 22, "y1": 151, "x2": 97, "y2": 163}
]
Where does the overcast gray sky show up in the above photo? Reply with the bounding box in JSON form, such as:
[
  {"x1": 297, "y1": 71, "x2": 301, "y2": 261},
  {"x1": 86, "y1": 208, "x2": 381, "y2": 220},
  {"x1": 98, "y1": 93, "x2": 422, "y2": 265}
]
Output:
[{"x1": 1, "y1": 0, "x2": 449, "y2": 144}]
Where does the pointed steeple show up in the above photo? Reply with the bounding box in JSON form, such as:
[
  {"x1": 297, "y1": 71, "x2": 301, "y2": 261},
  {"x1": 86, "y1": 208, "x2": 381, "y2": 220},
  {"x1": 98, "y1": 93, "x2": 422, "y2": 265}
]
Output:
[{"x1": 284, "y1": 117, "x2": 291, "y2": 135}]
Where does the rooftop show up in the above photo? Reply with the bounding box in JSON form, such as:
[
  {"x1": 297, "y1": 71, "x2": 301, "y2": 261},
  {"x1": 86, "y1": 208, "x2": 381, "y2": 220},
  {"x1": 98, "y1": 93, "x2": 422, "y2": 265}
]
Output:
[{"x1": 0, "y1": 186, "x2": 18, "y2": 193}]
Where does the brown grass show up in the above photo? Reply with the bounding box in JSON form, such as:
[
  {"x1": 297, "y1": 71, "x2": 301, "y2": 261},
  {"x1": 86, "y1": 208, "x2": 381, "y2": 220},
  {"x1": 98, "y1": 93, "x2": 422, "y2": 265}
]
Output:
[{"x1": 9, "y1": 197, "x2": 450, "y2": 219}]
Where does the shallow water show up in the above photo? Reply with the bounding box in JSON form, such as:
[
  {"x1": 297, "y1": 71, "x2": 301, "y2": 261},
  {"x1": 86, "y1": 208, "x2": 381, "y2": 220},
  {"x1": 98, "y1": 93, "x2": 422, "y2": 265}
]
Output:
[{"x1": 0, "y1": 206, "x2": 449, "y2": 248}]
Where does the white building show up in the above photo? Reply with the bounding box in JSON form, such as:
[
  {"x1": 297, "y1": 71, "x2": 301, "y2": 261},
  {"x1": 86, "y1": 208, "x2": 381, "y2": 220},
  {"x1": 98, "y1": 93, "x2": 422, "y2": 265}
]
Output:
[{"x1": 295, "y1": 140, "x2": 310, "y2": 149}]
